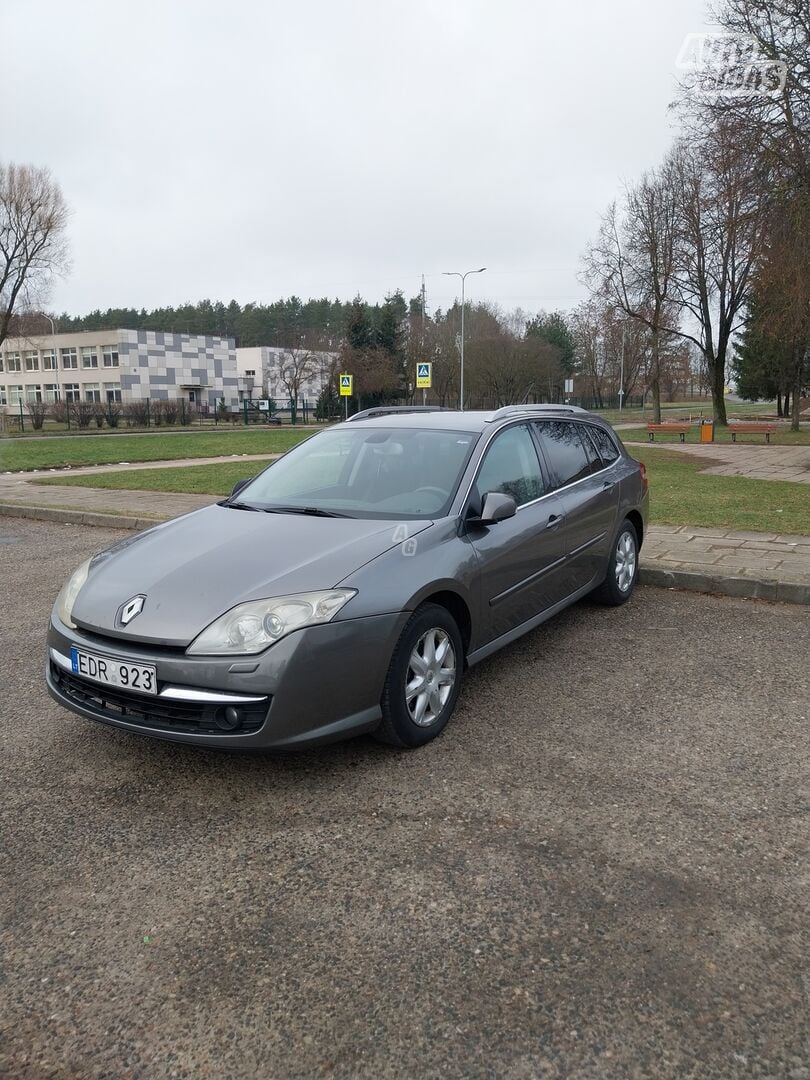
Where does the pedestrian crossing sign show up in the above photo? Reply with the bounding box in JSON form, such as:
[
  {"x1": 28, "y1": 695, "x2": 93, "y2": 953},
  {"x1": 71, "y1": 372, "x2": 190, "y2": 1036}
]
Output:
[
  {"x1": 339, "y1": 373, "x2": 353, "y2": 396},
  {"x1": 416, "y1": 362, "x2": 432, "y2": 389}
]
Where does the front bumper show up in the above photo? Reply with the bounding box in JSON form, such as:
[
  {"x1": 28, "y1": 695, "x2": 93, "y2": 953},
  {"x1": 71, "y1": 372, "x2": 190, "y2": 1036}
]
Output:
[{"x1": 46, "y1": 609, "x2": 409, "y2": 749}]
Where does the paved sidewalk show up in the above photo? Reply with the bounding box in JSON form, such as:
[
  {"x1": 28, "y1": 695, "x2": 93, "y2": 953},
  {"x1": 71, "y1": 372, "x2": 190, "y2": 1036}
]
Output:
[
  {"x1": 641, "y1": 524, "x2": 810, "y2": 604},
  {"x1": 3, "y1": 451, "x2": 278, "y2": 478}
]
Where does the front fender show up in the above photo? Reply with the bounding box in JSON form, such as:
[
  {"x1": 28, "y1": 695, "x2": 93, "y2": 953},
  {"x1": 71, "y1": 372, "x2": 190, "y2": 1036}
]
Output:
[{"x1": 335, "y1": 519, "x2": 482, "y2": 650}]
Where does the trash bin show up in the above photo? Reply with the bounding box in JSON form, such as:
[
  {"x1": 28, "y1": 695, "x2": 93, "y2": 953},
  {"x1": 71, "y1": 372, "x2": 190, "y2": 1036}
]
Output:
[{"x1": 700, "y1": 420, "x2": 714, "y2": 443}]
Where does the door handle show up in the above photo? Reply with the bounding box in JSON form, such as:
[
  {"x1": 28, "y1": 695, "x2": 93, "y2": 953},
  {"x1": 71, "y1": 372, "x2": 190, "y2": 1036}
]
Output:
[
  {"x1": 546, "y1": 514, "x2": 563, "y2": 529},
  {"x1": 602, "y1": 480, "x2": 615, "y2": 491}
]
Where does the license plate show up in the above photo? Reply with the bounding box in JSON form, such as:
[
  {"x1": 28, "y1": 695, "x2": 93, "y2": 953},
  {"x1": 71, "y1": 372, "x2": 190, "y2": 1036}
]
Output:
[{"x1": 70, "y1": 647, "x2": 157, "y2": 696}]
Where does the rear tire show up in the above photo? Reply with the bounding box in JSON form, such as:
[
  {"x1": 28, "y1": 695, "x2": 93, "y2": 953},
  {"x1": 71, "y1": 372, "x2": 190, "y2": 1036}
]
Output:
[
  {"x1": 593, "y1": 519, "x2": 639, "y2": 606},
  {"x1": 374, "y1": 603, "x2": 464, "y2": 748}
]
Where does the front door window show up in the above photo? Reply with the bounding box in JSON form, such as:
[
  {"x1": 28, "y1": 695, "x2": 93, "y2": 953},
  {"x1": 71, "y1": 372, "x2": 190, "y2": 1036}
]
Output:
[{"x1": 474, "y1": 424, "x2": 545, "y2": 507}]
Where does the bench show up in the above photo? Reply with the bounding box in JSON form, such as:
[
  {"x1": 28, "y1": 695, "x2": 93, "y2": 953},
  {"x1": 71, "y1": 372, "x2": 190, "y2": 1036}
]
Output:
[
  {"x1": 647, "y1": 423, "x2": 691, "y2": 443},
  {"x1": 728, "y1": 423, "x2": 777, "y2": 443}
]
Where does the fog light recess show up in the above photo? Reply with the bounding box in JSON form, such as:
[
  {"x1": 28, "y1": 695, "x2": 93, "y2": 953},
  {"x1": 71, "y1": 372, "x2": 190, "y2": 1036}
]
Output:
[{"x1": 215, "y1": 706, "x2": 243, "y2": 731}]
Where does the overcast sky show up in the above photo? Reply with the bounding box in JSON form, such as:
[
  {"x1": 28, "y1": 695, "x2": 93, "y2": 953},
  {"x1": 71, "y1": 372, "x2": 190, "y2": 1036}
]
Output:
[{"x1": 1, "y1": 0, "x2": 711, "y2": 320}]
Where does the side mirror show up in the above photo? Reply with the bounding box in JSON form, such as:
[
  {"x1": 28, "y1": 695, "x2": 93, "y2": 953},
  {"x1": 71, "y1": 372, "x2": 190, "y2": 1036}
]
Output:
[
  {"x1": 230, "y1": 477, "x2": 253, "y2": 498},
  {"x1": 470, "y1": 491, "x2": 517, "y2": 527}
]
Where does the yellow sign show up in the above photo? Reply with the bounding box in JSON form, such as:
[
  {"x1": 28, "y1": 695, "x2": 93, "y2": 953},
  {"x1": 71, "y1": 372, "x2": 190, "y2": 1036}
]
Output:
[
  {"x1": 339, "y1": 373, "x2": 353, "y2": 397},
  {"x1": 416, "y1": 362, "x2": 432, "y2": 389}
]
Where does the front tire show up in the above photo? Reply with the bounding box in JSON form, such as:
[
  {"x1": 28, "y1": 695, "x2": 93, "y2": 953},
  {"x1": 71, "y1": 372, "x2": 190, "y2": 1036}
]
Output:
[
  {"x1": 593, "y1": 519, "x2": 639, "y2": 606},
  {"x1": 374, "y1": 603, "x2": 463, "y2": 747}
]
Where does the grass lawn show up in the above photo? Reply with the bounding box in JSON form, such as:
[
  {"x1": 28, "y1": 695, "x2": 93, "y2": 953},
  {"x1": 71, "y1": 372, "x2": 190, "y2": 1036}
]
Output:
[
  {"x1": 619, "y1": 424, "x2": 810, "y2": 446},
  {"x1": 36, "y1": 459, "x2": 277, "y2": 495},
  {"x1": 0, "y1": 429, "x2": 313, "y2": 472},
  {"x1": 34, "y1": 445, "x2": 810, "y2": 534},
  {"x1": 634, "y1": 446, "x2": 810, "y2": 533}
]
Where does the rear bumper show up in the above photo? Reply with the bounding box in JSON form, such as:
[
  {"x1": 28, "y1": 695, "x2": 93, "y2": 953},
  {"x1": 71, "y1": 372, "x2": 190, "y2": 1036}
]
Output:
[{"x1": 46, "y1": 609, "x2": 409, "y2": 749}]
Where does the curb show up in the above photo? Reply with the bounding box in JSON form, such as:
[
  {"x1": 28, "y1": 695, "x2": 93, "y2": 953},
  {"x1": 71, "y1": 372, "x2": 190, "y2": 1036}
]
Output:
[
  {"x1": 640, "y1": 564, "x2": 810, "y2": 606},
  {"x1": 0, "y1": 502, "x2": 161, "y2": 532}
]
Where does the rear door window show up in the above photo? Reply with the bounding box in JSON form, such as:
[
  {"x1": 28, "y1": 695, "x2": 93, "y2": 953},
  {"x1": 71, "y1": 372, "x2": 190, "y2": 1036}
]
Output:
[
  {"x1": 534, "y1": 421, "x2": 599, "y2": 489},
  {"x1": 586, "y1": 424, "x2": 621, "y2": 465}
]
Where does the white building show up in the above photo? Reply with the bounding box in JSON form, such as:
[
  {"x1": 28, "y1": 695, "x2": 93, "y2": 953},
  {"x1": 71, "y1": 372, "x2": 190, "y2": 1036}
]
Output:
[
  {"x1": 0, "y1": 329, "x2": 239, "y2": 413},
  {"x1": 235, "y1": 346, "x2": 338, "y2": 405}
]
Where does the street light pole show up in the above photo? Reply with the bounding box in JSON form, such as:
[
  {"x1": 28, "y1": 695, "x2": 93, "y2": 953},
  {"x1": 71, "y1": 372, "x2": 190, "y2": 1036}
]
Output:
[{"x1": 442, "y1": 267, "x2": 486, "y2": 411}]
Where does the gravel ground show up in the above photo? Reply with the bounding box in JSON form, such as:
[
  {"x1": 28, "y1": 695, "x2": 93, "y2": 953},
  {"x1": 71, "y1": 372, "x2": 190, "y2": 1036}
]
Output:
[{"x1": 1, "y1": 519, "x2": 807, "y2": 1079}]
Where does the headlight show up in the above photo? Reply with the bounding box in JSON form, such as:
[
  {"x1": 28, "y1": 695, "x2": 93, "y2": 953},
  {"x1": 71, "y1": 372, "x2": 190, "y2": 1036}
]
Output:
[
  {"x1": 186, "y1": 589, "x2": 357, "y2": 655},
  {"x1": 54, "y1": 557, "x2": 92, "y2": 629}
]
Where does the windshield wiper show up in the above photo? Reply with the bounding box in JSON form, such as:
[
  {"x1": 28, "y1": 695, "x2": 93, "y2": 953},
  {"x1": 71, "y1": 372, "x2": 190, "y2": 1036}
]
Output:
[
  {"x1": 262, "y1": 505, "x2": 350, "y2": 518},
  {"x1": 224, "y1": 500, "x2": 262, "y2": 512}
]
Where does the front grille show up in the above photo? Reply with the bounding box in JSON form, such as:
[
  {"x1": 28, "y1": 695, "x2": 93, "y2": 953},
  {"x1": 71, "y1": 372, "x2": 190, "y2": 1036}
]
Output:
[
  {"x1": 51, "y1": 665, "x2": 268, "y2": 736},
  {"x1": 73, "y1": 626, "x2": 188, "y2": 657}
]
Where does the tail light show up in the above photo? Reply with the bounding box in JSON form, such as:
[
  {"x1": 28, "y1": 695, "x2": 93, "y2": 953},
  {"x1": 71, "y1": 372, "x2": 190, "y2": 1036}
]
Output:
[{"x1": 638, "y1": 461, "x2": 648, "y2": 492}]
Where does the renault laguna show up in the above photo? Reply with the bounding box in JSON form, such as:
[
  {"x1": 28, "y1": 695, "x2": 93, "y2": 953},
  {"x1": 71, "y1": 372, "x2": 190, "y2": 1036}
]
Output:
[{"x1": 46, "y1": 405, "x2": 648, "y2": 749}]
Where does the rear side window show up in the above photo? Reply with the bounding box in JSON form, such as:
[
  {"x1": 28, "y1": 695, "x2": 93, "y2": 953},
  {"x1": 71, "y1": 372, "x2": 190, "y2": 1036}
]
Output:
[
  {"x1": 534, "y1": 421, "x2": 598, "y2": 488},
  {"x1": 475, "y1": 424, "x2": 545, "y2": 506},
  {"x1": 587, "y1": 424, "x2": 621, "y2": 465}
]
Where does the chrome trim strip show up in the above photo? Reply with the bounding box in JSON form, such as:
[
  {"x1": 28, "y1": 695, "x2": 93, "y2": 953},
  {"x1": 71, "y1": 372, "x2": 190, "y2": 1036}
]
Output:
[
  {"x1": 539, "y1": 462, "x2": 613, "y2": 497},
  {"x1": 49, "y1": 647, "x2": 72, "y2": 672},
  {"x1": 468, "y1": 578, "x2": 601, "y2": 666},
  {"x1": 516, "y1": 489, "x2": 561, "y2": 513},
  {"x1": 159, "y1": 687, "x2": 268, "y2": 704},
  {"x1": 568, "y1": 531, "x2": 607, "y2": 558},
  {"x1": 489, "y1": 555, "x2": 568, "y2": 607}
]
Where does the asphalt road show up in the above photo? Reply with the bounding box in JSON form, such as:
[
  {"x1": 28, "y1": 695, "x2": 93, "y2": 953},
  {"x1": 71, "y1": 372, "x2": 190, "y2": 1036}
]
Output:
[{"x1": 1, "y1": 519, "x2": 807, "y2": 1079}]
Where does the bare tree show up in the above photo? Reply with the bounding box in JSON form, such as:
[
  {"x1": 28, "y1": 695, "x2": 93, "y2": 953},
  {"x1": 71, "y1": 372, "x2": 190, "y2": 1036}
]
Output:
[
  {"x1": 572, "y1": 303, "x2": 615, "y2": 405},
  {"x1": 675, "y1": 2, "x2": 808, "y2": 422},
  {"x1": 466, "y1": 331, "x2": 538, "y2": 407},
  {"x1": 521, "y1": 334, "x2": 564, "y2": 404},
  {"x1": 669, "y1": 126, "x2": 768, "y2": 424},
  {"x1": 752, "y1": 194, "x2": 810, "y2": 430},
  {"x1": 571, "y1": 301, "x2": 651, "y2": 405},
  {"x1": 278, "y1": 346, "x2": 317, "y2": 422},
  {"x1": 584, "y1": 162, "x2": 680, "y2": 422},
  {"x1": 678, "y1": 0, "x2": 809, "y2": 190},
  {"x1": 0, "y1": 164, "x2": 69, "y2": 348}
]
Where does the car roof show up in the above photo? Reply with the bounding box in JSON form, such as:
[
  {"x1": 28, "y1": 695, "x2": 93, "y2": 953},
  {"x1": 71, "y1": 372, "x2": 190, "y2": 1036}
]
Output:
[{"x1": 341, "y1": 405, "x2": 610, "y2": 433}]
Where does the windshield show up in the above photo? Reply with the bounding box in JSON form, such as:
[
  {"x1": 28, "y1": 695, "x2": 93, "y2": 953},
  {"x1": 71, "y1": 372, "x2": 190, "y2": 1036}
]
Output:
[{"x1": 235, "y1": 426, "x2": 479, "y2": 519}]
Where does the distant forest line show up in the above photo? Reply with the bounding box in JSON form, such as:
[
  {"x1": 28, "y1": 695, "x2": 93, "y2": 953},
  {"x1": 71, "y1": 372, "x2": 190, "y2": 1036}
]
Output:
[{"x1": 54, "y1": 294, "x2": 421, "y2": 349}]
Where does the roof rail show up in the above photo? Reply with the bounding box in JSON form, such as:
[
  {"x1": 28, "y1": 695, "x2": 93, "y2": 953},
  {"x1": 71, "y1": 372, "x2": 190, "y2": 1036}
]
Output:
[
  {"x1": 485, "y1": 403, "x2": 590, "y2": 423},
  {"x1": 346, "y1": 406, "x2": 452, "y2": 422}
]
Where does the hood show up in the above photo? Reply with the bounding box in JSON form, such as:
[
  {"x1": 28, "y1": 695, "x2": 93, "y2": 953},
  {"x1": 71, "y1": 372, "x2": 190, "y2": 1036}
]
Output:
[{"x1": 71, "y1": 503, "x2": 432, "y2": 647}]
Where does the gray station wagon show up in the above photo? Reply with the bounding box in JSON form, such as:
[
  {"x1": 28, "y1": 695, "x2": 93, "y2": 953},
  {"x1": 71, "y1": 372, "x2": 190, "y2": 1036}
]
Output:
[{"x1": 46, "y1": 405, "x2": 649, "y2": 749}]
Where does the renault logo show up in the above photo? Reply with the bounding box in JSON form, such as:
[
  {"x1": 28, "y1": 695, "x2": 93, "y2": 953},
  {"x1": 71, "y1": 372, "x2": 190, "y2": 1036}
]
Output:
[{"x1": 118, "y1": 594, "x2": 146, "y2": 626}]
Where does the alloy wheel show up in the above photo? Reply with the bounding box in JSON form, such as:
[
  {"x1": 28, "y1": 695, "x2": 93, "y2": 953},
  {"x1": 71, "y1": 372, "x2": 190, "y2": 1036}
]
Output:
[
  {"x1": 615, "y1": 530, "x2": 637, "y2": 593},
  {"x1": 405, "y1": 628, "x2": 456, "y2": 727}
]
